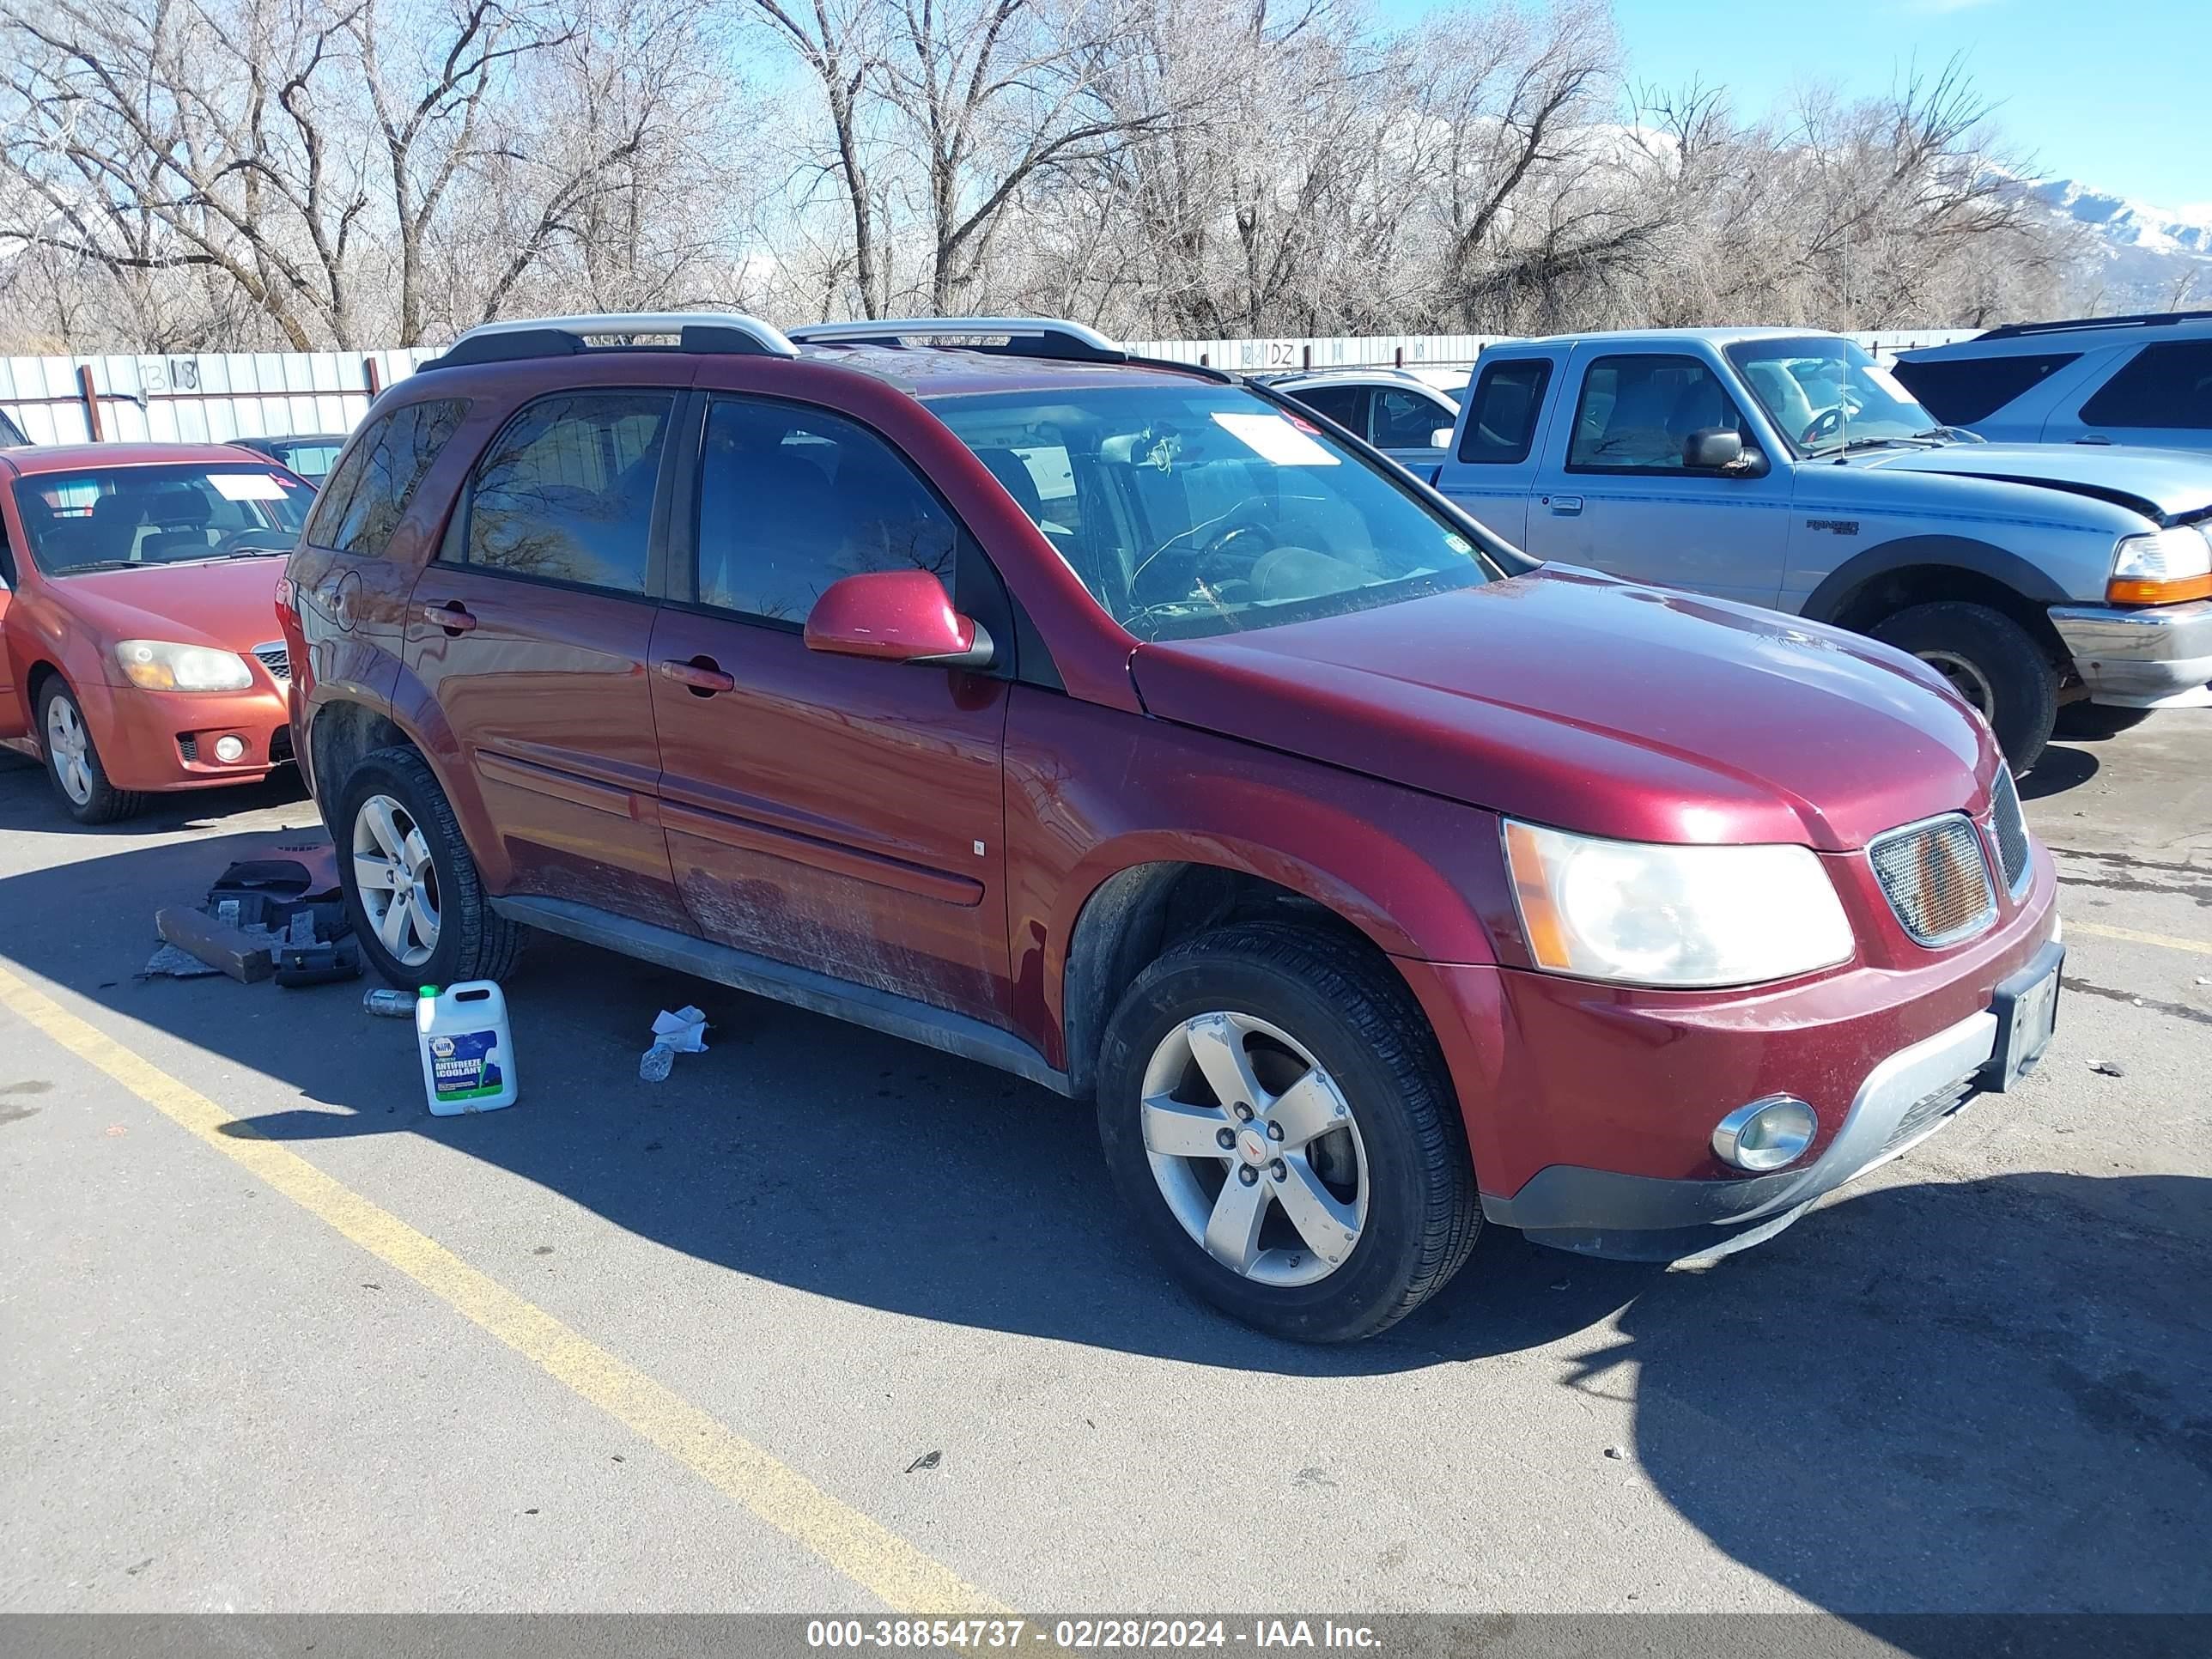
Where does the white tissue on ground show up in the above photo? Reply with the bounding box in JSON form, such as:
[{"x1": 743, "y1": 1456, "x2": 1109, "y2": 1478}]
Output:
[{"x1": 639, "y1": 1006, "x2": 709, "y2": 1081}]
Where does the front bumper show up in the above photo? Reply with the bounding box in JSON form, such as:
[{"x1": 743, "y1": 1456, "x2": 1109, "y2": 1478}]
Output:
[
  {"x1": 2048, "y1": 598, "x2": 2212, "y2": 708},
  {"x1": 1477, "y1": 946, "x2": 2057, "y2": 1260},
  {"x1": 88, "y1": 678, "x2": 294, "y2": 792}
]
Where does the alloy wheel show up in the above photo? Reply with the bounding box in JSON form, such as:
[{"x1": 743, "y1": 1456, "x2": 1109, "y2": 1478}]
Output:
[
  {"x1": 1917, "y1": 648, "x2": 1996, "y2": 718},
  {"x1": 352, "y1": 793, "x2": 442, "y2": 968},
  {"x1": 1139, "y1": 1011, "x2": 1369, "y2": 1288},
  {"x1": 45, "y1": 694, "x2": 94, "y2": 806}
]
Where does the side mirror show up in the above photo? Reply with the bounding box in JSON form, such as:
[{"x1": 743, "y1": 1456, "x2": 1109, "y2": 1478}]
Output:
[
  {"x1": 1685, "y1": 428, "x2": 1744, "y2": 470},
  {"x1": 1430, "y1": 428, "x2": 1455, "y2": 451},
  {"x1": 802, "y1": 569, "x2": 995, "y2": 669}
]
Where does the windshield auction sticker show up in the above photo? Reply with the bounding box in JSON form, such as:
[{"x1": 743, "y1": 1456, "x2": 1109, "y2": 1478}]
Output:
[
  {"x1": 1210, "y1": 412, "x2": 1340, "y2": 466},
  {"x1": 209, "y1": 472, "x2": 292, "y2": 501}
]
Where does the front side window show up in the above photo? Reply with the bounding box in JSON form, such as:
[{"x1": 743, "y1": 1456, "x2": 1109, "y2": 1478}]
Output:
[
  {"x1": 304, "y1": 398, "x2": 468, "y2": 556},
  {"x1": 931, "y1": 383, "x2": 1499, "y2": 642},
  {"x1": 694, "y1": 398, "x2": 957, "y2": 623},
  {"x1": 2080, "y1": 342, "x2": 2212, "y2": 430},
  {"x1": 1724, "y1": 337, "x2": 1939, "y2": 455},
  {"x1": 1457, "y1": 359, "x2": 1551, "y2": 463},
  {"x1": 1568, "y1": 355, "x2": 1750, "y2": 471},
  {"x1": 458, "y1": 392, "x2": 673, "y2": 593},
  {"x1": 1372, "y1": 387, "x2": 1449, "y2": 448},
  {"x1": 10, "y1": 465, "x2": 313, "y2": 578}
]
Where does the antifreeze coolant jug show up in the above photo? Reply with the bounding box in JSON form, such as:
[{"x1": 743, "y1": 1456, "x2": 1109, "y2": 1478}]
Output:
[{"x1": 416, "y1": 981, "x2": 519, "y2": 1115}]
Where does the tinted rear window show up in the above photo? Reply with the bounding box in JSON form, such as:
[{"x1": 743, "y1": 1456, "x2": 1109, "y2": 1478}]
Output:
[
  {"x1": 1890, "y1": 352, "x2": 2080, "y2": 425},
  {"x1": 305, "y1": 398, "x2": 469, "y2": 556},
  {"x1": 1457, "y1": 359, "x2": 1552, "y2": 463},
  {"x1": 2079, "y1": 342, "x2": 2212, "y2": 430}
]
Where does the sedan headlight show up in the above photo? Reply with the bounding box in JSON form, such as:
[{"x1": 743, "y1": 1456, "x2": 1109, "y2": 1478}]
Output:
[
  {"x1": 1503, "y1": 820, "x2": 1854, "y2": 988},
  {"x1": 2108, "y1": 526, "x2": 2212, "y2": 605},
  {"x1": 113, "y1": 640, "x2": 255, "y2": 691}
]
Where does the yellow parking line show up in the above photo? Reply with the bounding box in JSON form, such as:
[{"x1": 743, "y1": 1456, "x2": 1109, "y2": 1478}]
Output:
[
  {"x1": 0, "y1": 963, "x2": 1006, "y2": 1616},
  {"x1": 2069, "y1": 920, "x2": 2212, "y2": 958}
]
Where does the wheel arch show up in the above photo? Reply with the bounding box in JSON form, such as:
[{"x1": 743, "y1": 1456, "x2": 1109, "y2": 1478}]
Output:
[
  {"x1": 1801, "y1": 536, "x2": 2070, "y2": 663},
  {"x1": 307, "y1": 689, "x2": 509, "y2": 889},
  {"x1": 1059, "y1": 855, "x2": 1456, "y2": 1101}
]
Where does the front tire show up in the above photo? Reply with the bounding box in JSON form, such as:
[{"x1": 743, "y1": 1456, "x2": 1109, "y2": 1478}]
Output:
[
  {"x1": 1096, "y1": 923, "x2": 1480, "y2": 1342},
  {"x1": 1870, "y1": 601, "x2": 2058, "y2": 775},
  {"x1": 38, "y1": 679, "x2": 145, "y2": 825},
  {"x1": 337, "y1": 745, "x2": 523, "y2": 988}
]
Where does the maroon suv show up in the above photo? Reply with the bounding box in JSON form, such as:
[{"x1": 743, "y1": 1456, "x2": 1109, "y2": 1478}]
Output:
[{"x1": 281, "y1": 313, "x2": 2063, "y2": 1341}]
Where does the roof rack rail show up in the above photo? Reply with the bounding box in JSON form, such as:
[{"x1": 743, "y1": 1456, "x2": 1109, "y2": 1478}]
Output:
[
  {"x1": 422, "y1": 312, "x2": 799, "y2": 370},
  {"x1": 786, "y1": 317, "x2": 1128, "y2": 363},
  {"x1": 1976, "y1": 309, "x2": 2212, "y2": 342}
]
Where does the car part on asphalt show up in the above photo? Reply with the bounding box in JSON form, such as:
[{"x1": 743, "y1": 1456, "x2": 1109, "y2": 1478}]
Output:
[{"x1": 155, "y1": 904, "x2": 277, "y2": 983}]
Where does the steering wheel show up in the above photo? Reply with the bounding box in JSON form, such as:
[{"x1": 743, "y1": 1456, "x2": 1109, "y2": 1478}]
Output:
[
  {"x1": 1129, "y1": 514, "x2": 1278, "y2": 606},
  {"x1": 1801, "y1": 405, "x2": 1846, "y2": 447}
]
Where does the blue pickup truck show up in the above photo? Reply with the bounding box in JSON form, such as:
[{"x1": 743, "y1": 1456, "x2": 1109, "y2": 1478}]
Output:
[{"x1": 1427, "y1": 328, "x2": 2212, "y2": 769}]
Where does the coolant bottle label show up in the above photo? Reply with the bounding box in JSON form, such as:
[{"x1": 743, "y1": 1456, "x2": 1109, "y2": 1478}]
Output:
[{"x1": 428, "y1": 1030, "x2": 504, "y2": 1102}]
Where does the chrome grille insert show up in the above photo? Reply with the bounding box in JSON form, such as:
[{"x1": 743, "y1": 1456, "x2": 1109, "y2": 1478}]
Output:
[
  {"x1": 1878, "y1": 1074, "x2": 1978, "y2": 1159},
  {"x1": 1869, "y1": 814, "x2": 1997, "y2": 947},
  {"x1": 252, "y1": 641, "x2": 291, "y2": 682},
  {"x1": 1988, "y1": 764, "x2": 2032, "y2": 895}
]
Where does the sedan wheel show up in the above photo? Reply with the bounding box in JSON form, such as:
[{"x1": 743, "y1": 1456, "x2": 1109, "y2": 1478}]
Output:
[
  {"x1": 351, "y1": 793, "x2": 442, "y2": 968},
  {"x1": 1140, "y1": 1011, "x2": 1370, "y2": 1287},
  {"x1": 45, "y1": 693, "x2": 95, "y2": 806}
]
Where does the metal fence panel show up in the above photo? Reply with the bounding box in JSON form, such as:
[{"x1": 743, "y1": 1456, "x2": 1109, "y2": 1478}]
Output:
[{"x1": 0, "y1": 332, "x2": 1983, "y2": 447}]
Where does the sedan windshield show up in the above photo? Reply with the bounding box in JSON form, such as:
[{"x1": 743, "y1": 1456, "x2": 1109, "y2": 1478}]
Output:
[
  {"x1": 1725, "y1": 337, "x2": 1943, "y2": 457},
  {"x1": 11, "y1": 465, "x2": 313, "y2": 577},
  {"x1": 930, "y1": 384, "x2": 1500, "y2": 641}
]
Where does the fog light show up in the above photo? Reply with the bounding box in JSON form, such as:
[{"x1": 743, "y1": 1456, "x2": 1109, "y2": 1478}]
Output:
[
  {"x1": 1712, "y1": 1095, "x2": 1818, "y2": 1171},
  {"x1": 212, "y1": 734, "x2": 246, "y2": 763}
]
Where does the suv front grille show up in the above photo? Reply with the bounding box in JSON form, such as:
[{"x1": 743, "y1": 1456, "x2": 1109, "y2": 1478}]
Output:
[
  {"x1": 1880, "y1": 1074, "x2": 1978, "y2": 1158},
  {"x1": 1988, "y1": 764, "x2": 2031, "y2": 894},
  {"x1": 252, "y1": 641, "x2": 291, "y2": 682},
  {"x1": 1869, "y1": 814, "x2": 1997, "y2": 947}
]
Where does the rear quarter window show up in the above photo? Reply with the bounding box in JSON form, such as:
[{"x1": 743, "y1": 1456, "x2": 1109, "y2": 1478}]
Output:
[
  {"x1": 304, "y1": 398, "x2": 470, "y2": 556},
  {"x1": 1890, "y1": 352, "x2": 2080, "y2": 425},
  {"x1": 2079, "y1": 342, "x2": 2212, "y2": 430}
]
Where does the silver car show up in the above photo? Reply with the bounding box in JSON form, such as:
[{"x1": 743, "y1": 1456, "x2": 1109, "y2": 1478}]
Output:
[{"x1": 1262, "y1": 370, "x2": 1463, "y2": 473}]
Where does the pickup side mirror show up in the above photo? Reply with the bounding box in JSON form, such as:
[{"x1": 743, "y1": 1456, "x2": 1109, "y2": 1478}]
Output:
[
  {"x1": 1684, "y1": 428, "x2": 1744, "y2": 470},
  {"x1": 803, "y1": 569, "x2": 996, "y2": 669},
  {"x1": 1430, "y1": 427, "x2": 1455, "y2": 451}
]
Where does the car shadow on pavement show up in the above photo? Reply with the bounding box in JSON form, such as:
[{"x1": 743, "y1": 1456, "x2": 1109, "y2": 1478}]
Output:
[
  {"x1": 3, "y1": 791, "x2": 2205, "y2": 1620},
  {"x1": 2019, "y1": 742, "x2": 2099, "y2": 800}
]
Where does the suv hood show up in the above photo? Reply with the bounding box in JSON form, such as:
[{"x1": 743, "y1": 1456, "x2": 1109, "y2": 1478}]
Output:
[
  {"x1": 44, "y1": 556, "x2": 287, "y2": 654},
  {"x1": 1850, "y1": 441, "x2": 2212, "y2": 522},
  {"x1": 1128, "y1": 568, "x2": 1999, "y2": 852}
]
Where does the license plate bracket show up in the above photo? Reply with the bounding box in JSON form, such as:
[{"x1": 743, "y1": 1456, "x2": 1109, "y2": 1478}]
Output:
[{"x1": 1982, "y1": 939, "x2": 2064, "y2": 1093}]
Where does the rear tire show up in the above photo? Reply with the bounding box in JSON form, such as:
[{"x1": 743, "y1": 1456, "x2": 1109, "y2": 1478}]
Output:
[
  {"x1": 38, "y1": 679, "x2": 146, "y2": 825},
  {"x1": 337, "y1": 745, "x2": 524, "y2": 988},
  {"x1": 1096, "y1": 922, "x2": 1479, "y2": 1343},
  {"x1": 1869, "y1": 601, "x2": 2058, "y2": 775},
  {"x1": 2055, "y1": 702, "x2": 2154, "y2": 740}
]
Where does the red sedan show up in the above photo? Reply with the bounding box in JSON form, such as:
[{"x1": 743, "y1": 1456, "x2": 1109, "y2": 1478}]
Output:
[{"x1": 0, "y1": 442, "x2": 313, "y2": 823}]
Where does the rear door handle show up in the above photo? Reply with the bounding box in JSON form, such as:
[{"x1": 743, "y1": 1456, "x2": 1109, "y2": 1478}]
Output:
[
  {"x1": 656, "y1": 657, "x2": 736, "y2": 696},
  {"x1": 419, "y1": 600, "x2": 477, "y2": 635},
  {"x1": 1547, "y1": 495, "x2": 1583, "y2": 516}
]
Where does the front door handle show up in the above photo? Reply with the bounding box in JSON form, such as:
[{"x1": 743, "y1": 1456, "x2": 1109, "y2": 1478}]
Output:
[
  {"x1": 2074, "y1": 435, "x2": 2113, "y2": 445},
  {"x1": 656, "y1": 657, "x2": 736, "y2": 696},
  {"x1": 1547, "y1": 495, "x2": 1583, "y2": 516},
  {"x1": 419, "y1": 600, "x2": 477, "y2": 635}
]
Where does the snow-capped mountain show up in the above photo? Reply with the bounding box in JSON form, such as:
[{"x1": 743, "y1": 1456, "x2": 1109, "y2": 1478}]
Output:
[{"x1": 2027, "y1": 178, "x2": 2212, "y2": 307}]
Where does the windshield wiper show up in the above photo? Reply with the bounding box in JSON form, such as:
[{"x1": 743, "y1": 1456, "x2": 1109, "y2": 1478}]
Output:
[{"x1": 1808, "y1": 435, "x2": 1936, "y2": 459}]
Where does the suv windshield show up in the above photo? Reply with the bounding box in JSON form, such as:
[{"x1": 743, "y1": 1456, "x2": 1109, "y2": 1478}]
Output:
[
  {"x1": 930, "y1": 384, "x2": 1498, "y2": 641},
  {"x1": 11, "y1": 465, "x2": 313, "y2": 577},
  {"x1": 1725, "y1": 337, "x2": 1942, "y2": 457}
]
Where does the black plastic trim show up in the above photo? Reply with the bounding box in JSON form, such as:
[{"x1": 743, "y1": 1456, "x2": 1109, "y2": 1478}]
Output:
[{"x1": 489, "y1": 894, "x2": 1072, "y2": 1094}]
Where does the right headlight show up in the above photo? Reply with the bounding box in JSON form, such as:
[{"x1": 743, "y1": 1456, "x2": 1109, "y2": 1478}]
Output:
[
  {"x1": 1503, "y1": 819, "x2": 1855, "y2": 988},
  {"x1": 2108, "y1": 526, "x2": 2212, "y2": 605}
]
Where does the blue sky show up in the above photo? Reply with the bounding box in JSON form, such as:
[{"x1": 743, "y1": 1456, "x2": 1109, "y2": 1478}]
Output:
[{"x1": 1389, "y1": 0, "x2": 2212, "y2": 208}]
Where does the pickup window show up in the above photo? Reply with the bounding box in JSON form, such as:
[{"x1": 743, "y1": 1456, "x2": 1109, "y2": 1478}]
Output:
[
  {"x1": 1568, "y1": 356, "x2": 1747, "y2": 472},
  {"x1": 1457, "y1": 360, "x2": 1551, "y2": 464}
]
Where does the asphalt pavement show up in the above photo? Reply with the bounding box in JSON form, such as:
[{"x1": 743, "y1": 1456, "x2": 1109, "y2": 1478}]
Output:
[{"x1": 1, "y1": 714, "x2": 2206, "y2": 1633}]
